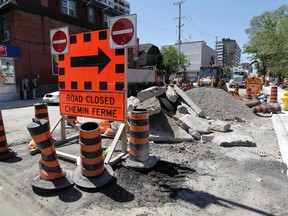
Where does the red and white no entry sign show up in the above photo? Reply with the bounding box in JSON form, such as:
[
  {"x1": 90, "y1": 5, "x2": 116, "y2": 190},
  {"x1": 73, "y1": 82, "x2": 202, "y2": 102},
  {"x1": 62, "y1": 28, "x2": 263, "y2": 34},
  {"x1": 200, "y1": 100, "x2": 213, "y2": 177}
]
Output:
[
  {"x1": 109, "y1": 14, "x2": 137, "y2": 49},
  {"x1": 50, "y1": 26, "x2": 69, "y2": 55},
  {"x1": 52, "y1": 31, "x2": 67, "y2": 52},
  {"x1": 112, "y1": 18, "x2": 134, "y2": 45}
]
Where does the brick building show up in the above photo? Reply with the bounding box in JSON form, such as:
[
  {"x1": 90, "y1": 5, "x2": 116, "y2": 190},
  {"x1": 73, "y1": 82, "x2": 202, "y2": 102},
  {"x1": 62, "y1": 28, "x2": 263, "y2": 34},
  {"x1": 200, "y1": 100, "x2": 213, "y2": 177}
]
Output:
[{"x1": 0, "y1": 0, "x2": 130, "y2": 101}]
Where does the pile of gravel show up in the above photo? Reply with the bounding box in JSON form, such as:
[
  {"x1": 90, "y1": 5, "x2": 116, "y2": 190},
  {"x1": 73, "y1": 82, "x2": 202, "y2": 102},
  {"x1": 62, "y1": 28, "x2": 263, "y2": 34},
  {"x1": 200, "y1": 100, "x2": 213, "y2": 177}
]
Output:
[{"x1": 185, "y1": 87, "x2": 256, "y2": 121}]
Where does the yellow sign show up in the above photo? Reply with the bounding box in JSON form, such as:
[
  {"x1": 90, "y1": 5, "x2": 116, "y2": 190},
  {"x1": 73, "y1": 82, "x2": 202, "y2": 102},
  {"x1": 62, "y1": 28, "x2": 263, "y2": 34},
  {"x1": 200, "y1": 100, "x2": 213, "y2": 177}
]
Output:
[{"x1": 246, "y1": 76, "x2": 262, "y2": 97}]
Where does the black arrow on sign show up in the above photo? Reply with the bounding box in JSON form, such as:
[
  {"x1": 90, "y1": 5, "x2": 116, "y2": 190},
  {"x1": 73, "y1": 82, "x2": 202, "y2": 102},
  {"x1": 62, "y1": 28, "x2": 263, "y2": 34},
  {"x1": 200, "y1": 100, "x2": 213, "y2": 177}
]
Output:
[{"x1": 70, "y1": 47, "x2": 111, "y2": 74}]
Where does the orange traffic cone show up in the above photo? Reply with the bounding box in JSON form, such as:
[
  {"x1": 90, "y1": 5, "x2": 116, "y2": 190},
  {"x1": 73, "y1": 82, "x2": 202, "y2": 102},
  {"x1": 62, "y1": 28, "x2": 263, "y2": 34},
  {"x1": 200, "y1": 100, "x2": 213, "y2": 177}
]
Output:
[
  {"x1": 122, "y1": 109, "x2": 157, "y2": 170},
  {"x1": 27, "y1": 119, "x2": 74, "y2": 191},
  {"x1": 0, "y1": 109, "x2": 16, "y2": 161},
  {"x1": 73, "y1": 121, "x2": 113, "y2": 188}
]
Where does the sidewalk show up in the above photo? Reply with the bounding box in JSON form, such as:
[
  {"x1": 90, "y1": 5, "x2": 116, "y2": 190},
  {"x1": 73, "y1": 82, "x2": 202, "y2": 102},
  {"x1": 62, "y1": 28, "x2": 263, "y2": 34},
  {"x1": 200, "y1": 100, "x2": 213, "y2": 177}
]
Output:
[
  {"x1": 262, "y1": 86, "x2": 288, "y2": 169},
  {"x1": 0, "y1": 98, "x2": 43, "y2": 110}
]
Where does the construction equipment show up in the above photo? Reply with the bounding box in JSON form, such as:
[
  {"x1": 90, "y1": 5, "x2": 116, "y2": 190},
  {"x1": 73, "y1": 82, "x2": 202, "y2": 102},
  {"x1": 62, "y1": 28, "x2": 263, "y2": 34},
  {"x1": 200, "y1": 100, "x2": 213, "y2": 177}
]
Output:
[
  {"x1": 127, "y1": 67, "x2": 164, "y2": 96},
  {"x1": 229, "y1": 67, "x2": 248, "y2": 88},
  {"x1": 197, "y1": 66, "x2": 228, "y2": 92}
]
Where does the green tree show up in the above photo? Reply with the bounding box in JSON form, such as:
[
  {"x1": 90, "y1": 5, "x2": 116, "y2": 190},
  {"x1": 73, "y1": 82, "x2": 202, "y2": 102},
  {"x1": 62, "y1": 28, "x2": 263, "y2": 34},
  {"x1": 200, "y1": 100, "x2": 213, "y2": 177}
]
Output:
[
  {"x1": 161, "y1": 46, "x2": 189, "y2": 82},
  {"x1": 244, "y1": 5, "x2": 288, "y2": 82}
]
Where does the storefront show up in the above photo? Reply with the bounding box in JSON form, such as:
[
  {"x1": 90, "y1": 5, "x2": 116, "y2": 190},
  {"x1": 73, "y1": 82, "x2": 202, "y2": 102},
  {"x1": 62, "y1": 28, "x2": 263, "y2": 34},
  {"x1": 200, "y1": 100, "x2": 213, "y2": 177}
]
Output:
[{"x1": 0, "y1": 44, "x2": 21, "y2": 102}]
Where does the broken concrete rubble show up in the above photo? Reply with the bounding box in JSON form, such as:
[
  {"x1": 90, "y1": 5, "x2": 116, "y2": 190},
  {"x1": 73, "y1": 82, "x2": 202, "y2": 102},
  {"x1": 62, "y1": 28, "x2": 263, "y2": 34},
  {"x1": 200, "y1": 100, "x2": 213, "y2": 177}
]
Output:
[
  {"x1": 127, "y1": 85, "x2": 259, "y2": 147},
  {"x1": 136, "y1": 97, "x2": 161, "y2": 116},
  {"x1": 127, "y1": 96, "x2": 140, "y2": 112},
  {"x1": 210, "y1": 120, "x2": 231, "y2": 132},
  {"x1": 189, "y1": 129, "x2": 201, "y2": 140},
  {"x1": 212, "y1": 133, "x2": 256, "y2": 147},
  {"x1": 158, "y1": 97, "x2": 175, "y2": 112},
  {"x1": 149, "y1": 111, "x2": 193, "y2": 143},
  {"x1": 201, "y1": 134, "x2": 215, "y2": 143},
  {"x1": 179, "y1": 114, "x2": 211, "y2": 134},
  {"x1": 166, "y1": 85, "x2": 178, "y2": 103},
  {"x1": 137, "y1": 86, "x2": 166, "y2": 102},
  {"x1": 173, "y1": 85, "x2": 205, "y2": 118},
  {"x1": 178, "y1": 102, "x2": 197, "y2": 116}
]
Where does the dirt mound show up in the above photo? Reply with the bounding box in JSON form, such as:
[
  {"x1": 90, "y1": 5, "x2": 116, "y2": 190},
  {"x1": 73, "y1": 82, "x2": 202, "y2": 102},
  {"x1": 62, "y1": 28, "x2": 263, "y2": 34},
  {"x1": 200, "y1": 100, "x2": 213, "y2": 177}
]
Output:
[{"x1": 186, "y1": 87, "x2": 256, "y2": 121}]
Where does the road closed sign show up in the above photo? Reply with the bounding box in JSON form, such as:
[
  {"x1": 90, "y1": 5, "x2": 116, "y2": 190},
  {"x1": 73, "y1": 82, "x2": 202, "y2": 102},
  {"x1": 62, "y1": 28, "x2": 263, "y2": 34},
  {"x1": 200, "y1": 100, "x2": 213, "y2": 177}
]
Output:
[
  {"x1": 58, "y1": 30, "x2": 126, "y2": 122},
  {"x1": 60, "y1": 91, "x2": 125, "y2": 121},
  {"x1": 50, "y1": 26, "x2": 69, "y2": 55},
  {"x1": 109, "y1": 14, "x2": 137, "y2": 49}
]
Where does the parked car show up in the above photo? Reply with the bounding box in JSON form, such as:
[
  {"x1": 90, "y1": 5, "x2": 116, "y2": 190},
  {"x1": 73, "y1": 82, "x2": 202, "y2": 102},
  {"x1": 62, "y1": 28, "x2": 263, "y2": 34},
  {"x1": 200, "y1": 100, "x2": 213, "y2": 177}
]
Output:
[{"x1": 43, "y1": 91, "x2": 59, "y2": 104}]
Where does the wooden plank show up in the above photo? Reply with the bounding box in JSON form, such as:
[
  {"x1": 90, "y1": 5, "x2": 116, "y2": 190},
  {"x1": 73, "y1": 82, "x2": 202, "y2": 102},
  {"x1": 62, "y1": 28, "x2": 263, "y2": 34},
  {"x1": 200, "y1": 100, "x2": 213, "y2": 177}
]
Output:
[
  {"x1": 104, "y1": 123, "x2": 125, "y2": 164},
  {"x1": 56, "y1": 150, "x2": 80, "y2": 165},
  {"x1": 108, "y1": 153, "x2": 126, "y2": 167},
  {"x1": 173, "y1": 85, "x2": 205, "y2": 118}
]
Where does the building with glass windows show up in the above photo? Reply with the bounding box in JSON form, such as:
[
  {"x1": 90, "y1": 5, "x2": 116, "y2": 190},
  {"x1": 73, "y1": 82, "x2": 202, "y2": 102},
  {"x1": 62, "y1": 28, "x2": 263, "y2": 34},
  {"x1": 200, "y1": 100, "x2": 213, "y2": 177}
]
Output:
[
  {"x1": 0, "y1": 0, "x2": 130, "y2": 101},
  {"x1": 216, "y1": 38, "x2": 241, "y2": 68},
  {"x1": 162, "y1": 41, "x2": 216, "y2": 72}
]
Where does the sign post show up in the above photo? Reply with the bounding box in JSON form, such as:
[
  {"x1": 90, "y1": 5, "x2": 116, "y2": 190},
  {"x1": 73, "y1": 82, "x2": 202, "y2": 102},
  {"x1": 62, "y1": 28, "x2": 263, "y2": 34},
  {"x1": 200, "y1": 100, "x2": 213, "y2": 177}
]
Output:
[{"x1": 109, "y1": 14, "x2": 137, "y2": 159}]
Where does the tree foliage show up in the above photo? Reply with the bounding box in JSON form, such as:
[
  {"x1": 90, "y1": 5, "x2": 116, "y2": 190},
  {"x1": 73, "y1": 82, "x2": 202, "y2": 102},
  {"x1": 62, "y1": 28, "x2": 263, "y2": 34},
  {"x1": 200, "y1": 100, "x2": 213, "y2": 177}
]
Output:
[
  {"x1": 160, "y1": 46, "x2": 190, "y2": 80},
  {"x1": 223, "y1": 67, "x2": 232, "y2": 78},
  {"x1": 244, "y1": 5, "x2": 288, "y2": 80}
]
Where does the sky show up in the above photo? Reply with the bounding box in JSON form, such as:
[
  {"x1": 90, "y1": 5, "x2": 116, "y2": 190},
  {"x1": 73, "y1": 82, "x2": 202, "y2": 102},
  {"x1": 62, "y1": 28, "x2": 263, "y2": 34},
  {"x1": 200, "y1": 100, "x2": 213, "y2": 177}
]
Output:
[{"x1": 129, "y1": 0, "x2": 288, "y2": 62}]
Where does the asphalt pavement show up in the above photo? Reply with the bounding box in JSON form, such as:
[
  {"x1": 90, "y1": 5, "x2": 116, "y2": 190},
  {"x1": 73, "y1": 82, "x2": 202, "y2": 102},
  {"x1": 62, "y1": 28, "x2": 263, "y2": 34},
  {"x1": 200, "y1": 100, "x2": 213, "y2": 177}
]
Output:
[{"x1": 1, "y1": 87, "x2": 288, "y2": 170}]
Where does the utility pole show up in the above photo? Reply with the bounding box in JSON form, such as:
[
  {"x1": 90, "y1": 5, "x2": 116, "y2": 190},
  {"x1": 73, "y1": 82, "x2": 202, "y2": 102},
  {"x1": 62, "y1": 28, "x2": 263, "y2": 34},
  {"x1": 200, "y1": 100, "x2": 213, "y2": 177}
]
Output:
[
  {"x1": 215, "y1": 36, "x2": 218, "y2": 65},
  {"x1": 174, "y1": 0, "x2": 185, "y2": 66}
]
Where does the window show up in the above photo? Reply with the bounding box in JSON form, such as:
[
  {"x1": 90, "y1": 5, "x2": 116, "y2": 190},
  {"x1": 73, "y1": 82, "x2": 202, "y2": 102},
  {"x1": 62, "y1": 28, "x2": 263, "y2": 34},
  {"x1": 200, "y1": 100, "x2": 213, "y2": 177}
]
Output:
[
  {"x1": 61, "y1": 0, "x2": 76, "y2": 17},
  {"x1": 103, "y1": 14, "x2": 110, "y2": 28},
  {"x1": 3, "y1": 19, "x2": 9, "y2": 41},
  {"x1": 88, "y1": 7, "x2": 95, "y2": 23}
]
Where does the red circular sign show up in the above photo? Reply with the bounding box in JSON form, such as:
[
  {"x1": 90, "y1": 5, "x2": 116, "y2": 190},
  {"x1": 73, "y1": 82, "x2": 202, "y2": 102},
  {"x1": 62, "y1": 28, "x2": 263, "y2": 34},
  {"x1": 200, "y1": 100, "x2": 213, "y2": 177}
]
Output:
[
  {"x1": 52, "y1": 30, "x2": 68, "y2": 53},
  {"x1": 112, "y1": 18, "x2": 134, "y2": 46}
]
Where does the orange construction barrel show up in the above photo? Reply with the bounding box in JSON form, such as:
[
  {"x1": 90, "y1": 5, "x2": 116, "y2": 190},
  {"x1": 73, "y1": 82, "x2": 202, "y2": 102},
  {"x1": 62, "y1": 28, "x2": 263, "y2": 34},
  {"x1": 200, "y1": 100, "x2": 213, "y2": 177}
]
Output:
[
  {"x1": 73, "y1": 121, "x2": 113, "y2": 189},
  {"x1": 27, "y1": 119, "x2": 74, "y2": 191},
  {"x1": 0, "y1": 109, "x2": 16, "y2": 161},
  {"x1": 122, "y1": 109, "x2": 157, "y2": 170}
]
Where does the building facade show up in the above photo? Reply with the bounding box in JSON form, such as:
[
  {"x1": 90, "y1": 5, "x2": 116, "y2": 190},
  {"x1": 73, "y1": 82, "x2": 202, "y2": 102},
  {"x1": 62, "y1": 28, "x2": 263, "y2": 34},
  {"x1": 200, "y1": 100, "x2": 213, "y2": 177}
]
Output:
[
  {"x1": 162, "y1": 41, "x2": 216, "y2": 73},
  {"x1": 0, "y1": 0, "x2": 130, "y2": 102},
  {"x1": 216, "y1": 38, "x2": 241, "y2": 68}
]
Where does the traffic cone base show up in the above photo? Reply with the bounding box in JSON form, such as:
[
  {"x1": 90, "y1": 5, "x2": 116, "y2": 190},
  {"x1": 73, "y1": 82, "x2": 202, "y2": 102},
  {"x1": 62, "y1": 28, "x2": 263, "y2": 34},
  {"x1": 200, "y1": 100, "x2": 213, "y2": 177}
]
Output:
[
  {"x1": 73, "y1": 164, "x2": 113, "y2": 189},
  {"x1": 121, "y1": 154, "x2": 157, "y2": 170},
  {"x1": 31, "y1": 170, "x2": 74, "y2": 191},
  {"x1": 0, "y1": 148, "x2": 17, "y2": 161}
]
